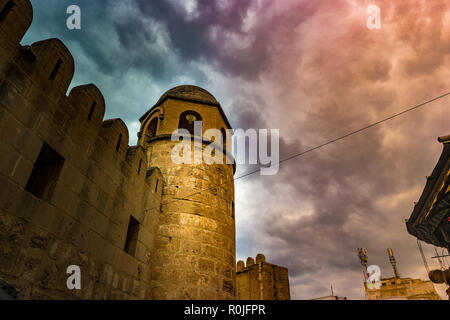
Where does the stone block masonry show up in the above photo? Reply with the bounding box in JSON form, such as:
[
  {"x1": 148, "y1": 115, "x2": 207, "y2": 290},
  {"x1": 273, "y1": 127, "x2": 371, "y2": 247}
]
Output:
[
  {"x1": 0, "y1": 0, "x2": 290, "y2": 300},
  {"x1": 236, "y1": 254, "x2": 290, "y2": 300},
  {"x1": 0, "y1": 0, "x2": 162, "y2": 299}
]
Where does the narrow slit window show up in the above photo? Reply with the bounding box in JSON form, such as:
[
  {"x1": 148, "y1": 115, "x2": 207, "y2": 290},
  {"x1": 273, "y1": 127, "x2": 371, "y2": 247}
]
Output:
[
  {"x1": 221, "y1": 128, "x2": 227, "y2": 150},
  {"x1": 88, "y1": 101, "x2": 96, "y2": 120},
  {"x1": 155, "y1": 179, "x2": 159, "y2": 193},
  {"x1": 0, "y1": 1, "x2": 15, "y2": 23},
  {"x1": 116, "y1": 133, "x2": 122, "y2": 152},
  {"x1": 138, "y1": 159, "x2": 142, "y2": 174},
  {"x1": 124, "y1": 215, "x2": 140, "y2": 257},
  {"x1": 25, "y1": 143, "x2": 65, "y2": 200},
  {"x1": 49, "y1": 58, "x2": 62, "y2": 81}
]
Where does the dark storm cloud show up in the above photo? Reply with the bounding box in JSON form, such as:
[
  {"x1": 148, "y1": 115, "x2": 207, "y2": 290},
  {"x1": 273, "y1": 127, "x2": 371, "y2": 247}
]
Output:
[
  {"x1": 131, "y1": 0, "x2": 263, "y2": 79},
  {"x1": 234, "y1": 0, "x2": 449, "y2": 299},
  {"x1": 25, "y1": 0, "x2": 190, "y2": 80},
  {"x1": 125, "y1": 0, "x2": 323, "y2": 80},
  {"x1": 238, "y1": 122, "x2": 448, "y2": 298}
]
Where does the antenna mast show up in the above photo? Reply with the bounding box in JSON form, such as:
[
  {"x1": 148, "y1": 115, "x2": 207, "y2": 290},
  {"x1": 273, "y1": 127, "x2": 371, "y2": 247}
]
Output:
[
  {"x1": 387, "y1": 248, "x2": 400, "y2": 278},
  {"x1": 357, "y1": 248, "x2": 369, "y2": 300},
  {"x1": 357, "y1": 248, "x2": 369, "y2": 280}
]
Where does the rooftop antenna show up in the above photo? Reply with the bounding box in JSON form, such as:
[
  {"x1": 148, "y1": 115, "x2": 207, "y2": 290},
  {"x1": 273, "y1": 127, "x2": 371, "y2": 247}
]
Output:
[
  {"x1": 357, "y1": 248, "x2": 369, "y2": 280},
  {"x1": 357, "y1": 248, "x2": 369, "y2": 300},
  {"x1": 387, "y1": 248, "x2": 400, "y2": 278}
]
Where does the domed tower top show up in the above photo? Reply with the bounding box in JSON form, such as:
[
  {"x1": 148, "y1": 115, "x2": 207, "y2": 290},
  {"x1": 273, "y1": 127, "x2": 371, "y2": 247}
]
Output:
[
  {"x1": 140, "y1": 84, "x2": 231, "y2": 126},
  {"x1": 138, "y1": 85, "x2": 232, "y2": 148},
  {"x1": 154, "y1": 85, "x2": 220, "y2": 107}
]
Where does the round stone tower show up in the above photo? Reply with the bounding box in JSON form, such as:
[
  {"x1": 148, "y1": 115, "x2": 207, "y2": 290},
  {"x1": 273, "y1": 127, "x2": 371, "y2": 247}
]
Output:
[{"x1": 138, "y1": 85, "x2": 236, "y2": 299}]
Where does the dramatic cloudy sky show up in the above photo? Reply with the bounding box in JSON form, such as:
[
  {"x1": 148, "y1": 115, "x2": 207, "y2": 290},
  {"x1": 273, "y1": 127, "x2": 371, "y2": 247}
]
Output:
[{"x1": 22, "y1": 0, "x2": 449, "y2": 299}]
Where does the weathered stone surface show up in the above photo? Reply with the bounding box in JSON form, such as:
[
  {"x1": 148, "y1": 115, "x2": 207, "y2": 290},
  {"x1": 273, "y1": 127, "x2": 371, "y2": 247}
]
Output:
[
  {"x1": 0, "y1": 0, "x2": 291, "y2": 300},
  {"x1": 0, "y1": 0, "x2": 161, "y2": 299},
  {"x1": 138, "y1": 88, "x2": 237, "y2": 299},
  {"x1": 236, "y1": 256, "x2": 291, "y2": 300}
]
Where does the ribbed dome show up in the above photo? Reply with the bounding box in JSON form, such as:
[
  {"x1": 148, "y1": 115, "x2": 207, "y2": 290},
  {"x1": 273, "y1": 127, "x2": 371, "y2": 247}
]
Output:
[{"x1": 156, "y1": 85, "x2": 219, "y2": 106}]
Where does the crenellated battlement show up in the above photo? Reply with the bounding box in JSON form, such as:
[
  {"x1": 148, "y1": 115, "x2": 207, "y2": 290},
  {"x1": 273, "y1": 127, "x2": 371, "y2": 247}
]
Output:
[
  {"x1": 0, "y1": 0, "x2": 32, "y2": 56},
  {"x1": 0, "y1": 0, "x2": 151, "y2": 189},
  {"x1": 27, "y1": 39, "x2": 74, "y2": 103},
  {"x1": 0, "y1": 0, "x2": 165, "y2": 299},
  {"x1": 236, "y1": 254, "x2": 290, "y2": 300},
  {"x1": 68, "y1": 84, "x2": 106, "y2": 123}
]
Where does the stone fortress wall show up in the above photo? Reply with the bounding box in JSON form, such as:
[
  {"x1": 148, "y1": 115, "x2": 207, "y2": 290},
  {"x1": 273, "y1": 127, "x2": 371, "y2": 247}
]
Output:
[
  {"x1": 0, "y1": 0, "x2": 290, "y2": 300},
  {"x1": 0, "y1": 0, "x2": 163, "y2": 299}
]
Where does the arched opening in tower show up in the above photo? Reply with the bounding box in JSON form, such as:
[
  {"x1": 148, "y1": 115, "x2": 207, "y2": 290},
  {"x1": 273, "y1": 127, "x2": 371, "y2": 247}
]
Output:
[{"x1": 178, "y1": 110, "x2": 202, "y2": 136}]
